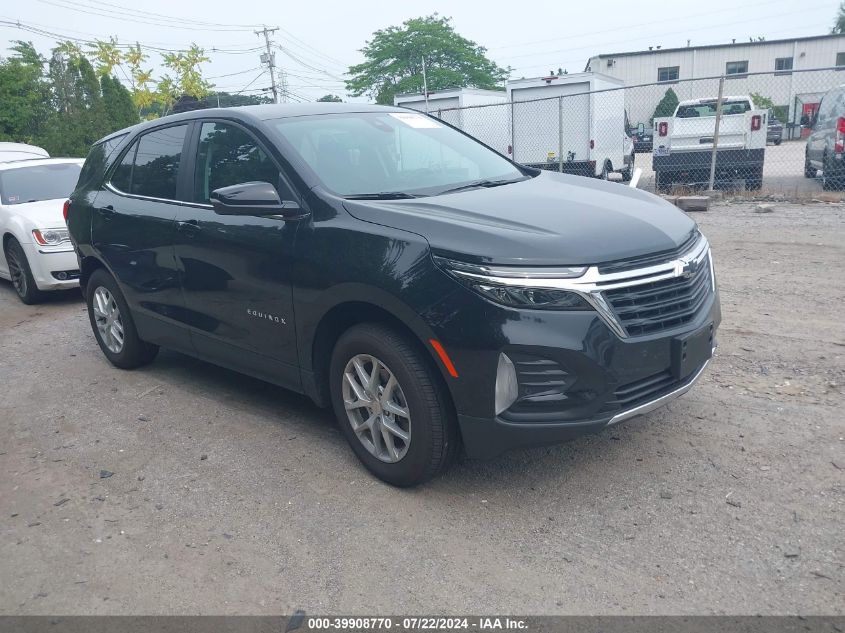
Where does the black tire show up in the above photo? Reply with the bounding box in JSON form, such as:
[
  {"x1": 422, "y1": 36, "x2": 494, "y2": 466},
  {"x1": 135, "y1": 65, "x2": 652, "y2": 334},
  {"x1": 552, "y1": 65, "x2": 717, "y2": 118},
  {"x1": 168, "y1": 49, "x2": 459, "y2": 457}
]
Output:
[
  {"x1": 823, "y1": 155, "x2": 845, "y2": 191},
  {"x1": 773, "y1": 138, "x2": 782, "y2": 146},
  {"x1": 86, "y1": 268, "x2": 158, "y2": 369},
  {"x1": 622, "y1": 154, "x2": 634, "y2": 182},
  {"x1": 4, "y1": 237, "x2": 45, "y2": 304},
  {"x1": 745, "y1": 166, "x2": 763, "y2": 191},
  {"x1": 329, "y1": 323, "x2": 459, "y2": 487},
  {"x1": 655, "y1": 170, "x2": 670, "y2": 193},
  {"x1": 804, "y1": 154, "x2": 817, "y2": 179}
]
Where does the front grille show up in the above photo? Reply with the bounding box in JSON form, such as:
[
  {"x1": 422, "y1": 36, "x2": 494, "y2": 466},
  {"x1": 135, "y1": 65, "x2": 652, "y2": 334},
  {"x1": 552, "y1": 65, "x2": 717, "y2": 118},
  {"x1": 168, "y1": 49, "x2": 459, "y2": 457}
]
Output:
[
  {"x1": 602, "y1": 370, "x2": 675, "y2": 412},
  {"x1": 603, "y1": 255, "x2": 712, "y2": 336}
]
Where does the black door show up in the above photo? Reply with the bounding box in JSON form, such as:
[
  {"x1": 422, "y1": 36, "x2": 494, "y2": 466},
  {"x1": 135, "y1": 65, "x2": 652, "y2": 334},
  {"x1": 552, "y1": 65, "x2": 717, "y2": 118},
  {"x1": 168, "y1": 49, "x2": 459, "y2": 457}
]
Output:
[
  {"x1": 91, "y1": 123, "x2": 191, "y2": 350},
  {"x1": 173, "y1": 120, "x2": 301, "y2": 390}
]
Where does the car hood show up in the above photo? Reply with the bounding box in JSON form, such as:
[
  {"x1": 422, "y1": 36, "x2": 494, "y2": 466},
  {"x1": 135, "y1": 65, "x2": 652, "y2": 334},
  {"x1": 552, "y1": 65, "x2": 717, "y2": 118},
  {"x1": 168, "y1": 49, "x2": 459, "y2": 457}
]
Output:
[
  {"x1": 342, "y1": 171, "x2": 697, "y2": 266},
  {"x1": 4, "y1": 198, "x2": 66, "y2": 228}
]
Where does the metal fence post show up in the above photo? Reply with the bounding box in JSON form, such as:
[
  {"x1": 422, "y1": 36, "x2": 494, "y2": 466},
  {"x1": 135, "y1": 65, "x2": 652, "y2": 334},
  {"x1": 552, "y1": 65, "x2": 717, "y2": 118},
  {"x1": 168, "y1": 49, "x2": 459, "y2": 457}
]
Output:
[
  {"x1": 708, "y1": 75, "x2": 725, "y2": 191},
  {"x1": 558, "y1": 96, "x2": 564, "y2": 173},
  {"x1": 510, "y1": 100, "x2": 516, "y2": 163}
]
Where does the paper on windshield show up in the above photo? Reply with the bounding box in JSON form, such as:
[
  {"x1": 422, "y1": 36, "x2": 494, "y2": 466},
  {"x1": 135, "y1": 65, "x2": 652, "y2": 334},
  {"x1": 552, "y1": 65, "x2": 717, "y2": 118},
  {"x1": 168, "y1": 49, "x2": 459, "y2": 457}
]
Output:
[{"x1": 388, "y1": 112, "x2": 442, "y2": 128}]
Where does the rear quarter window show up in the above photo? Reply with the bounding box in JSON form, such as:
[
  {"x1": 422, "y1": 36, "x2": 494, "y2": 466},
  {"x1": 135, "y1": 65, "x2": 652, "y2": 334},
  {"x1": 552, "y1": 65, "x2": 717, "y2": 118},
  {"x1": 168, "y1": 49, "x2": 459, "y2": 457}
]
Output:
[{"x1": 78, "y1": 133, "x2": 128, "y2": 189}]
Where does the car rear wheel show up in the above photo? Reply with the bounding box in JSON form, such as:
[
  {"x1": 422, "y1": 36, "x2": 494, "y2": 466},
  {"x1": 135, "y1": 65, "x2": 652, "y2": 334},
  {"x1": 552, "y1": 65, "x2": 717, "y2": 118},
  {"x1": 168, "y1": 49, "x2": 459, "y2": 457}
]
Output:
[
  {"x1": 822, "y1": 155, "x2": 845, "y2": 191},
  {"x1": 329, "y1": 323, "x2": 459, "y2": 487},
  {"x1": 804, "y1": 154, "x2": 817, "y2": 179},
  {"x1": 86, "y1": 268, "x2": 158, "y2": 369},
  {"x1": 4, "y1": 238, "x2": 45, "y2": 304}
]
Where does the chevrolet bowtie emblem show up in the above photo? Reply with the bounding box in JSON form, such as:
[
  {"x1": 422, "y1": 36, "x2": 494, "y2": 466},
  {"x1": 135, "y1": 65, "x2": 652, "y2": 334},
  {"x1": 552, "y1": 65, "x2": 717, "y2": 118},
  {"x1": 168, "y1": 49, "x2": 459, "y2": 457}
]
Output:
[{"x1": 674, "y1": 256, "x2": 697, "y2": 279}]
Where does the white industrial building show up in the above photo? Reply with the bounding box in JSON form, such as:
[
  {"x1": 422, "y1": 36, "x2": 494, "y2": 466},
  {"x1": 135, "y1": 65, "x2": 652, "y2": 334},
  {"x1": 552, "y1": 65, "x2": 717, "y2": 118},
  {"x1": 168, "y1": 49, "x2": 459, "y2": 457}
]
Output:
[{"x1": 585, "y1": 34, "x2": 845, "y2": 132}]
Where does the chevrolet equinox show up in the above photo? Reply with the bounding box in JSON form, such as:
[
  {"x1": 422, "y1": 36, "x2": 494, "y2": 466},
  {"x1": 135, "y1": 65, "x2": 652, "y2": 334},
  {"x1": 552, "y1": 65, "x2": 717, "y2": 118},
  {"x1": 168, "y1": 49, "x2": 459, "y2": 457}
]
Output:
[{"x1": 67, "y1": 104, "x2": 721, "y2": 486}]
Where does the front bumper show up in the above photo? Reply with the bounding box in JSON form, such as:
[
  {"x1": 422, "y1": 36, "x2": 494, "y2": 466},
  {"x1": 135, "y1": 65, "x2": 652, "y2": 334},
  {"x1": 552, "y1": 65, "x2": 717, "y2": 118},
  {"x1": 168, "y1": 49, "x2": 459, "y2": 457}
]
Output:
[
  {"x1": 22, "y1": 243, "x2": 80, "y2": 291},
  {"x1": 431, "y1": 254, "x2": 721, "y2": 459},
  {"x1": 458, "y1": 356, "x2": 712, "y2": 458}
]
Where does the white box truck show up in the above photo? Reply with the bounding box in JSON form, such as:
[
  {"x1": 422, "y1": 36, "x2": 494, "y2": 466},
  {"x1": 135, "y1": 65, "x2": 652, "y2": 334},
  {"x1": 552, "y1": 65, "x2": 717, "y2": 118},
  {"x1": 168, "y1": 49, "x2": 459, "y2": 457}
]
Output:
[
  {"x1": 394, "y1": 88, "x2": 510, "y2": 156},
  {"x1": 652, "y1": 95, "x2": 767, "y2": 191},
  {"x1": 506, "y1": 73, "x2": 632, "y2": 179}
]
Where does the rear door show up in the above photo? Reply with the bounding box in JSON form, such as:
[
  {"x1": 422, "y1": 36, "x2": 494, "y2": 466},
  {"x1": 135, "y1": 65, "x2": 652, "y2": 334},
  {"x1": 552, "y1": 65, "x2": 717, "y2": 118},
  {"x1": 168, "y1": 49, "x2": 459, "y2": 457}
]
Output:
[
  {"x1": 173, "y1": 119, "x2": 301, "y2": 390},
  {"x1": 807, "y1": 90, "x2": 837, "y2": 167},
  {"x1": 92, "y1": 123, "x2": 191, "y2": 349}
]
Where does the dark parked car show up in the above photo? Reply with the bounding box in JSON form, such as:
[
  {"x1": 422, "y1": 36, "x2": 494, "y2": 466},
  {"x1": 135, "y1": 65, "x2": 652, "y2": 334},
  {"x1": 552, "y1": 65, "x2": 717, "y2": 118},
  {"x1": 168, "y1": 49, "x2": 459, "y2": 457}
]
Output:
[
  {"x1": 67, "y1": 104, "x2": 721, "y2": 486},
  {"x1": 767, "y1": 114, "x2": 783, "y2": 145},
  {"x1": 805, "y1": 84, "x2": 845, "y2": 189},
  {"x1": 629, "y1": 122, "x2": 654, "y2": 153}
]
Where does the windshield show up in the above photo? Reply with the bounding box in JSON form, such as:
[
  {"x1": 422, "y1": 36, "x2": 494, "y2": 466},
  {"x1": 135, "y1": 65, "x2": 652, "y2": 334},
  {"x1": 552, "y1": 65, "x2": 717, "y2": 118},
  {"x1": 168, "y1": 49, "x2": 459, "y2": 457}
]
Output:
[
  {"x1": 272, "y1": 111, "x2": 526, "y2": 197},
  {"x1": 0, "y1": 163, "x2": 82, "y2": 205},
  {"x1": 676, "y1": 100, "x2": 752, "y2": 118}
]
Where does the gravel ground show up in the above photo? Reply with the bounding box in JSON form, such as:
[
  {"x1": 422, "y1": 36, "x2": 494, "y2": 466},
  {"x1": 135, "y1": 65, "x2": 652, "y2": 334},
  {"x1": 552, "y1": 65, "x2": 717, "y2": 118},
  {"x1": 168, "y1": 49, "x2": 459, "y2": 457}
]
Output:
[{"x1": 0, "y1": 201, "x2": 842, "y2": 615}]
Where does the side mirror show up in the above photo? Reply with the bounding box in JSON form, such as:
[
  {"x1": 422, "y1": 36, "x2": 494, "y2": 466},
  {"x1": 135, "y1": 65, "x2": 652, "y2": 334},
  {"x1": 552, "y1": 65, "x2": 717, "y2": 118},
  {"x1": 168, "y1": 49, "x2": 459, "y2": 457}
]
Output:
[
  {"x1": 637, "y1": 123, "x2": 645, "y2": 135},
  {"x1": 210, "y1": 181, "x2": 301, "y2": 216},
  {"x1": 800, "y1": 114, "x2": 810, "y2": 127}
]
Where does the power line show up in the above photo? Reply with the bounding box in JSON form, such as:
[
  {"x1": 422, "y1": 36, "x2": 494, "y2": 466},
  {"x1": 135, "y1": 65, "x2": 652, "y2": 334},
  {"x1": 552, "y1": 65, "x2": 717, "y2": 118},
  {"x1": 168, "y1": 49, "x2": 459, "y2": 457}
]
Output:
[
  {"x1": 59, "y1": 0, "x2": 266, "y2": 30},
  {"x1": 489, "y1": 0, "x2": 794, "y2": 52},
  {"x1": 503, "y1": 5, "x2": 833, "y2": 73},
  {"x1": 276, "y1": 45, "x2": 346, "y2": 82},
  {"x1": 0, "y1": 19, "x2": 262, "y2": 55},
  {"x1": 32, "y1": 0, "x2": 261, "y2": 32}
]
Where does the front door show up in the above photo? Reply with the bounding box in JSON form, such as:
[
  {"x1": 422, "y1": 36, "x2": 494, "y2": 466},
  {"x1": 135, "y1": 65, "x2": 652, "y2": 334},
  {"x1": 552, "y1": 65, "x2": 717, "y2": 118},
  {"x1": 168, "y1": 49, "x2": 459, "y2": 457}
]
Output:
[
  {"x1": 91, "y1": 123, "x2": 190, "y2": 350},
  {"x1": 173, "y1": 120, "x2": 301, "y2": 390}
]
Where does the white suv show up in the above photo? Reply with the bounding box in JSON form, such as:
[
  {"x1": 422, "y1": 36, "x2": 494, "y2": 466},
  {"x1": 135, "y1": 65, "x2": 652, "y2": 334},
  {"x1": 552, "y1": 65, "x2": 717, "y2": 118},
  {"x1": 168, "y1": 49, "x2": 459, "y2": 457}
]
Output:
[{"x1": 0, "y1": 158, "x2": 84, "y2": 303}]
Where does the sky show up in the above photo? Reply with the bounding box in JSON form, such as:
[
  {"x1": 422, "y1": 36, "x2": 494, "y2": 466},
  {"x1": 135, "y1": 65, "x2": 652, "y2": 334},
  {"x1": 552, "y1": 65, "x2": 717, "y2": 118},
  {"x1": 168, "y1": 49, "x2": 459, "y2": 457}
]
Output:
[{"x1": 0, "y1": 0, "x2": 838, "y2": 102}]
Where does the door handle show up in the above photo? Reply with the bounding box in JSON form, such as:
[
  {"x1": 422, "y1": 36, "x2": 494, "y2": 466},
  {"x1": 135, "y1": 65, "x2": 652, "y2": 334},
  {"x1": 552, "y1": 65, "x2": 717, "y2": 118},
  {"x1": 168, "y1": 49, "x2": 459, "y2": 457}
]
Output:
[
  {"x1": 96, "y1": 205, "x2": 115, "y2": 220},
  {"x1": 177, "y1": 219, "x2": 201, "y2": 236}
]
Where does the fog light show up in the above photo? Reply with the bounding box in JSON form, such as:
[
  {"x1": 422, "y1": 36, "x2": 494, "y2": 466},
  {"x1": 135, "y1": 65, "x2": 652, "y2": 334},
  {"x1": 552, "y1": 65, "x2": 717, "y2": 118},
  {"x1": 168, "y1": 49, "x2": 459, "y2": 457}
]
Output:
[
  {"x1": 55, "y1": 271, "x2": 68, "y2": 280},
  {"x1": 494, "y1": 352, "x2": 518, "y2": 415}
]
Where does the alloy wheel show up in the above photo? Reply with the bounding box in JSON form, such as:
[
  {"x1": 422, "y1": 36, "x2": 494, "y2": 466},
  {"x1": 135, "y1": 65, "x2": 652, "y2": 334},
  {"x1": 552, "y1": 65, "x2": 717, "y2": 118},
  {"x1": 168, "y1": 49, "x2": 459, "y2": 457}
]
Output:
[
  {"x1": 6, "y1": 248, "x2": 26, "y2": 297},
  {"x1": 92, "y1": 286, "x2": 125, "y2": 354},
  {"x1": 342, "y1": 354, "x2": 412, "y2": 463}
]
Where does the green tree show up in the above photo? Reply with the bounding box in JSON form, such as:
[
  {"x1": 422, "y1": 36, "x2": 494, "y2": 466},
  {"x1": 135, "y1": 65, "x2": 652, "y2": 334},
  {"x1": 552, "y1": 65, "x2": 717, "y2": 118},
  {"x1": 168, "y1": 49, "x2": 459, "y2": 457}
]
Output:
[
  {"x1": 101, "y1": 75, "x2": 139, "y2": 131},
  {"x1": 833, "y1": 1, "x2": 845, "y2": 33},
  {"x1": 0, "y1": 41, "x2": 50, "y2": 143},
  {"x1": 159, "y1": 44, "x2": 212, "y2": 111},
  {"x1": 317, "y1": 93, "x2": 343, "y2": 102},
  {"x1": 40, "y1": 53, "x2": 108, "y2": 156},
  {"x1": 203, "y1": 91, "x2": 272, "y2": 108},
  {"x1": 750, "y1": 92, "x2": 787, "y2": 122},
  {"x1": 346, "y1": 15, "x2": 508, "y2": 105},
  {"x1": 651, "y1": 87, "x2": 679, "y2": 123}
]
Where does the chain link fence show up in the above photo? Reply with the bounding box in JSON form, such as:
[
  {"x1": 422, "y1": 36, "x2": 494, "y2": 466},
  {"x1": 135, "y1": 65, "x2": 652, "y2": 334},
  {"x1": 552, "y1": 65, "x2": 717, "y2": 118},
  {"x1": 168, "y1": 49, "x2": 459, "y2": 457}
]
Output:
[{"x1": 415, "y1": 68, "x2": 843, "y2": 196}]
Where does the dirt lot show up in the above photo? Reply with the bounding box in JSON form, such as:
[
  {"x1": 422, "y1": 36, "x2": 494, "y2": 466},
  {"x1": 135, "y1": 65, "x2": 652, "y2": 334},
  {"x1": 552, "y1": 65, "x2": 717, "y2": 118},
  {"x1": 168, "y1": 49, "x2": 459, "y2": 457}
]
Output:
[{"x1": 0, "y1": 201, "x2": 842, "y2": 615}]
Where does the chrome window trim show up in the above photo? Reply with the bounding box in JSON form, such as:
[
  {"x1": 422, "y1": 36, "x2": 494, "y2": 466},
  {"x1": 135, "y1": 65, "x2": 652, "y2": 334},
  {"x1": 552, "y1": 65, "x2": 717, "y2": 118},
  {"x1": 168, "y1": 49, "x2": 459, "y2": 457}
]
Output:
[
  {"x1": 104, "y1": 182, "x2": 184, "y2": 205},
  {"x1": 447, "y1": 235, "x2": 713, "y2": 339}
]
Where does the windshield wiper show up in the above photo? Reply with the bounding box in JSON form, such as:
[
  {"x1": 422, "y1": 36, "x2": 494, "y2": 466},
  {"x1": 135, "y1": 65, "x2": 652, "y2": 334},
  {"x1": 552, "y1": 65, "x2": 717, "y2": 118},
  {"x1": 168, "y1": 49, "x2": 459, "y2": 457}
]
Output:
[
  {"x1": 344, "y1": 191, "x2": 421, "y2": 200},
  {"x1": 436, "y1": 177, "x2": 526, "y2": 195}
]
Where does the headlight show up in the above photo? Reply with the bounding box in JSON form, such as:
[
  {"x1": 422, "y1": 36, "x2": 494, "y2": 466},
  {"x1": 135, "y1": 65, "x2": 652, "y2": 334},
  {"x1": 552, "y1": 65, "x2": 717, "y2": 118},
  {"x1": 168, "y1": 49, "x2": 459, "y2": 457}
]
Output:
[
  {"x1": 434, "y1": 255, "x2": 593, "y2": 310},
  {"x1": 32, "y1": 228, "x2": 70, "y2": 246}
]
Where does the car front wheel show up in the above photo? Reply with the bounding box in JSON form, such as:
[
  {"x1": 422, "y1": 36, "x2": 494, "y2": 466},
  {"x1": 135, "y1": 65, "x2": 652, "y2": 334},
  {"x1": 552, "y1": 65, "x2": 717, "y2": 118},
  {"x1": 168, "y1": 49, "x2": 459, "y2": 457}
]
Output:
[
  {"x1": 329, "y1": 323, "x2": 459, "y2": 487},
  {"x1": 4, "y1": 238, "x2": 45, "y2": 304},
  {"x1": 86, "y1": 268, "x2": 158, "y2": 369}
]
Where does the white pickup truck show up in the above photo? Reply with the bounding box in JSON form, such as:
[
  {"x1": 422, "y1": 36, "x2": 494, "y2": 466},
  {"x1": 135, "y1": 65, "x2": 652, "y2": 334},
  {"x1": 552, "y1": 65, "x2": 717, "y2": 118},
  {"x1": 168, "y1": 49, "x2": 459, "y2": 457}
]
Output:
[{"x1": 652, "y1": 95, "x2": 767, "y2": 191}]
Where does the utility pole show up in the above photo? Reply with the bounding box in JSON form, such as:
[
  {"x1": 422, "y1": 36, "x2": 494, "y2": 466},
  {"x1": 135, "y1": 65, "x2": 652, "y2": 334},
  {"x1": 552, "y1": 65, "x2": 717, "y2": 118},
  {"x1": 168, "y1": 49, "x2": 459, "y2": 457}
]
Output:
[
  {"x1": 421, "y1": 56, "x2": 429, "y2": 113},
  {"x1": 255, "y1": 26, "x2": 280, "y2": 104}
]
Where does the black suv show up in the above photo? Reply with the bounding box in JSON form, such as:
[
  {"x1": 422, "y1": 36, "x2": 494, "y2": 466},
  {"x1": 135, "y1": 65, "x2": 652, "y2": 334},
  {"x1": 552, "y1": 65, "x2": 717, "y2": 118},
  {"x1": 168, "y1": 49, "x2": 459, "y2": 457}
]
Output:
[{"x1": 68, "y1": 104, "x2": 721, "y2": 486}]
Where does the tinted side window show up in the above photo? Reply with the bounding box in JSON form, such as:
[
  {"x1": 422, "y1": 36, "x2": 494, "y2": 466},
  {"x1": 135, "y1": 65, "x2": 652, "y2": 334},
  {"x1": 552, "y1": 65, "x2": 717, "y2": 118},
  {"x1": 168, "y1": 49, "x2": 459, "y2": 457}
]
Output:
[
  {"x1": 110, "y1": 141, "x2": 137, "y2": 192},
  {"x1": 132, "y1": 125, "x2": 188, "y2": 200},
  {"x1": 193, "y1": 122, "x2": 279, "y2": 203},
  {"x1": 79, "y1": 133, "x2": 128, "y2": 189}
]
